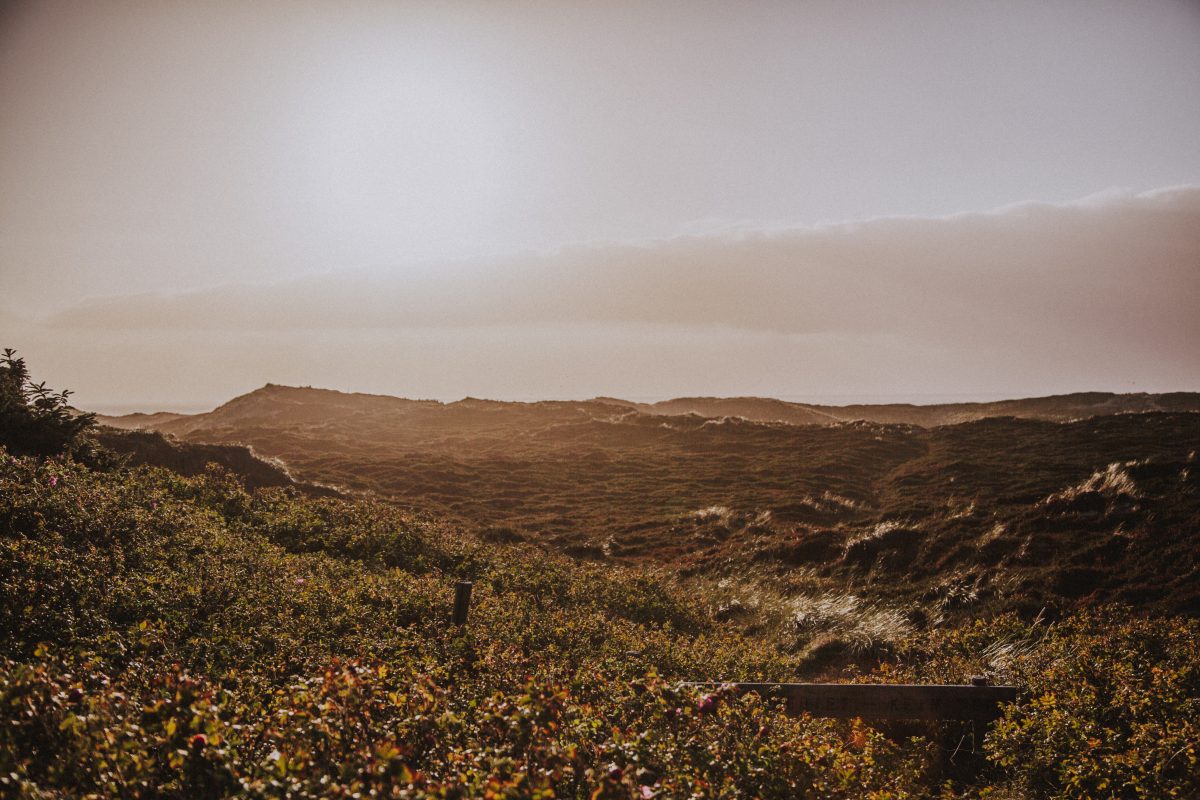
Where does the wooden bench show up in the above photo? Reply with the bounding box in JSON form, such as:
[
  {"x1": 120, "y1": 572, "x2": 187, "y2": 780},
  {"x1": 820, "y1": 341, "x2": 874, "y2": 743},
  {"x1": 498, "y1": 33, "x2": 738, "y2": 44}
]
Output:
[
  {"x1": 684, "y1": 680, "x2": 1019, "y2": 721},
  {"x1": 448, "y1": 582, "x2": 1018, "y2": 723}
]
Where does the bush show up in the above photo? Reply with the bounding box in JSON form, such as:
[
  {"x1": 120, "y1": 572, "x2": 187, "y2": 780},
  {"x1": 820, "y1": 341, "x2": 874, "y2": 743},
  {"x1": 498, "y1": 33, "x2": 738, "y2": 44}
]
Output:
[
  {"x1": 882, "y1": 611, "x2": 1200, "y2": 798},
  {"x1": 0, "y1": 348, "x2": 97, "y2": 459}
]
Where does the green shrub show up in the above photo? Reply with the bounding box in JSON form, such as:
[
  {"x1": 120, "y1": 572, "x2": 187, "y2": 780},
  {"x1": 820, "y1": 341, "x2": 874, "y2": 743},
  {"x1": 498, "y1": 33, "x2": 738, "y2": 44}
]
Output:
[
  {"x1": 883, "y1": 611, "x2": 1200, "y2": 798},
  {"x1": 0, "y1": 348, "x2": 97, "y2": 460}
]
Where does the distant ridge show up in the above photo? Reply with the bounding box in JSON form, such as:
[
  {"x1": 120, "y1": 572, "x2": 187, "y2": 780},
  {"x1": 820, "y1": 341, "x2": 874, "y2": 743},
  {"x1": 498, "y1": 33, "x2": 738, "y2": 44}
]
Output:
[
  {"x1": 630, "y1": 391, "x2": 1200, "y2": 427},
  {"x1": 98, "y1": 386, "x2": 1200, "y2": 434}
]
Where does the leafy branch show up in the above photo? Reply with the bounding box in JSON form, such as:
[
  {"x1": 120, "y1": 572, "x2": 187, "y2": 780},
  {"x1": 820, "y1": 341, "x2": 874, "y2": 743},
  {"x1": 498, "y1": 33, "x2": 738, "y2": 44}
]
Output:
[{"x1": 1, "y1": 347, "x2": 97, "y2": 458}]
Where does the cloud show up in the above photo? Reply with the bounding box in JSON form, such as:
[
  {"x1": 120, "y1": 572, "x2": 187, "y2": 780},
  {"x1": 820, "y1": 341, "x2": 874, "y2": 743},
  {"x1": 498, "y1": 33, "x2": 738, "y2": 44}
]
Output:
[
  {"x1": 24, "y1": 185, "x2": 1197, "y2": 410},
  {"x1": 48, "y1": 187, "x2": 1200, "y2": 358}
]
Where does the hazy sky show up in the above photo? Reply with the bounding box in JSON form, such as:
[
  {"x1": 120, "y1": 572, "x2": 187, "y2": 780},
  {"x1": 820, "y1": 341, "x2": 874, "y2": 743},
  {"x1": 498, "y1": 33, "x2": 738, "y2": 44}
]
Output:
[{"x1": 2, "y1": 1, "x2": 1199, "y2": 411}]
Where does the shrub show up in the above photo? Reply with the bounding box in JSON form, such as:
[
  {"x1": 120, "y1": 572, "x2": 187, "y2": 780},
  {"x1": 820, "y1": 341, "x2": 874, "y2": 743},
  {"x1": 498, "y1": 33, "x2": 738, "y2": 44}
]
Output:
[
  {"x1": 0, "y1": 348, "x2": 97, "y2": 460},
  {"x1": 883, "y1": 611, "x2": 1200, "y2": 798}
]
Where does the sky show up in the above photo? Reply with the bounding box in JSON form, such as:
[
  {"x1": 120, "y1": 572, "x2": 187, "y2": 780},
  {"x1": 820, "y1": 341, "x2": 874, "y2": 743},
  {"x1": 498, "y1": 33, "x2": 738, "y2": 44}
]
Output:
[{"x1": 1, "y1": 1, "x2": 1199, "y2": 412}]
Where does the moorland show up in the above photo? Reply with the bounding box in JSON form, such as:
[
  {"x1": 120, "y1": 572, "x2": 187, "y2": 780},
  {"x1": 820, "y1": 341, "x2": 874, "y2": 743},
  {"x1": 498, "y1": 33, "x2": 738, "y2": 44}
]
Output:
[
  {"x1": 2, "y1": 353, "x2": 1197, "y2": 798},
  {"x1": 102, "y1": 385, "x2": 1200, "y2": 619}
]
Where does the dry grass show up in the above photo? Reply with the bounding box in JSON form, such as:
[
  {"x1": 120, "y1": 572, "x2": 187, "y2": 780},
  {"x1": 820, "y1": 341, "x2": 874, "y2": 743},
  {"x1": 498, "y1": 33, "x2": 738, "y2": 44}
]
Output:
[
  {"x1": 843, "y1": 520, "x2": 908, "y2": 551},
  {"x1": 788, "y1": 591, "x2": 914, "y2": 656},
  {"x1": 1044, "y1": 460, "x2": 1144, "y2": 504}
]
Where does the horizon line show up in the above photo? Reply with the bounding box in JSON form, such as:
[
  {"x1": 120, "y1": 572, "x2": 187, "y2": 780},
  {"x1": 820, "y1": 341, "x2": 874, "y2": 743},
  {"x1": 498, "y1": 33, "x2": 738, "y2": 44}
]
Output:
[{"x1": 85, "y1": 385, "x2": 1197, "y2": 417}]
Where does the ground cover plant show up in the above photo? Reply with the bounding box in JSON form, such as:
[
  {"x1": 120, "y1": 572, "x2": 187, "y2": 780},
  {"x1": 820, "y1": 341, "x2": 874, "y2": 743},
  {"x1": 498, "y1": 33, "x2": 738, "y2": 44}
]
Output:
[
  {"x1": 3, "y1": 358, "x2": 1198, "y2": 797},
  {"x1": 2, "y1": 452, "x2": 1199, "y2": 798},
  {"x1": 0, "y1": 453, "x2": 927, "y2": 798}
]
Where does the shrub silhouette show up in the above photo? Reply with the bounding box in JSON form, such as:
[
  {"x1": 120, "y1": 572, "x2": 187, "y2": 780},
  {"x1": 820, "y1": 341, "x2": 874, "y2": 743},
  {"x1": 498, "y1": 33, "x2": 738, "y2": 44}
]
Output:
[{"x1": 0, "y1": 348, "x2": 96, "y2": 458}]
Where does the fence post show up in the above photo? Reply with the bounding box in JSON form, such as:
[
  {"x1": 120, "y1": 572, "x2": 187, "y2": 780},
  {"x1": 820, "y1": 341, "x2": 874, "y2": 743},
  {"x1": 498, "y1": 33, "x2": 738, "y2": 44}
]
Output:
[{"x1": 452, "y1": 581, "x2": 473, "y2": 627}]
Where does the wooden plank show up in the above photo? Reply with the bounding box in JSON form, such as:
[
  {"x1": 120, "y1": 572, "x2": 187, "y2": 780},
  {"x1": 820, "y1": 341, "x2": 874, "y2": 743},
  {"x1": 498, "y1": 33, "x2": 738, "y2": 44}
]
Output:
[{"x1": 685, "y1": 682, "x2": 1019, "y2": 721}]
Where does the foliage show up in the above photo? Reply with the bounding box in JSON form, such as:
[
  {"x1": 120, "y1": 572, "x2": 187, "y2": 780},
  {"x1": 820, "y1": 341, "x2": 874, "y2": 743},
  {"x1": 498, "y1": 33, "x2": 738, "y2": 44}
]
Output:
[
  {"x1": 0, "y1": 453, "x2": 927, "y2": 797},
  {"x1": 882, "y1": 612, "x2": 1200, "y2": 798},
  {"x1": 1, "y1": 452, "x2": 1197, "y2": 797},
  {"x1": 0, "y1": 348, "x2": 97, "y2": 460}
]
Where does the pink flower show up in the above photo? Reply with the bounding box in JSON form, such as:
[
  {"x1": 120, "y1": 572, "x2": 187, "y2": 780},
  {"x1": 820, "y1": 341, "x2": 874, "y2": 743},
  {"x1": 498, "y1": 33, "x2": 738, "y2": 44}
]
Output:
[
  {"x1": 641, "y1": 787, "x2": 656, "y2": 799},
  {"x1": 48, "y1": 475, "x2": 58, "y2": 487},
  {"x1": 697, "y1": 695, "x2": 718, "y2": 714},
  {"x1": 295, "y1": 578, "x2": 306, "y2": 585}
]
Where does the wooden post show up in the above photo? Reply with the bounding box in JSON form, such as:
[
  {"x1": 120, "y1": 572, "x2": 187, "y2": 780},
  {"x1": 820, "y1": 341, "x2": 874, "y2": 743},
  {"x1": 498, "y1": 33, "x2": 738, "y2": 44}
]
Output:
[
  {"x1": 684, "y1": 681, "x2": 1018, "y2": 722},
  {"x1": 452, "y1": 580, "x2": 473, "y2": 627}
]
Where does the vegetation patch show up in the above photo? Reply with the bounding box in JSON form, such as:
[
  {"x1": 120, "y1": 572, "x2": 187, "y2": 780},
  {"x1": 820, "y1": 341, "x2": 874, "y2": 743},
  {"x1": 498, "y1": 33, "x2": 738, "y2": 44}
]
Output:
[{"x1": 1, "y1": 357, "x2": 1197, "y2": 797}]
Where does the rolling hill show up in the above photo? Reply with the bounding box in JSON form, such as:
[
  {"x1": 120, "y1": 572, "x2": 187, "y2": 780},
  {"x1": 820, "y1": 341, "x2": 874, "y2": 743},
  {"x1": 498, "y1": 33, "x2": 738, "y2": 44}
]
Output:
[
  {"x1": 97, "y1": 385, "x2": 1200, "y2": 616},
  {"x1": 4, "y1": 367, "x2": 1197, "y2": 797}
]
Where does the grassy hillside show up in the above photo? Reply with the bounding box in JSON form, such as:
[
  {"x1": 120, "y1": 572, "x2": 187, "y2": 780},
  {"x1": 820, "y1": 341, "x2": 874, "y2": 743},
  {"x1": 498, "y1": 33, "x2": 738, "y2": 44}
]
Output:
[
  {"x1": 95, "y1": 427, "x2": 340, "y2": 496},
  {"x1": 2, "y1": 452, "x2": 1198, "y2": 798},
  {"x1": 101, "y1": 386, "x2": 1200, "y2": 616}
]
